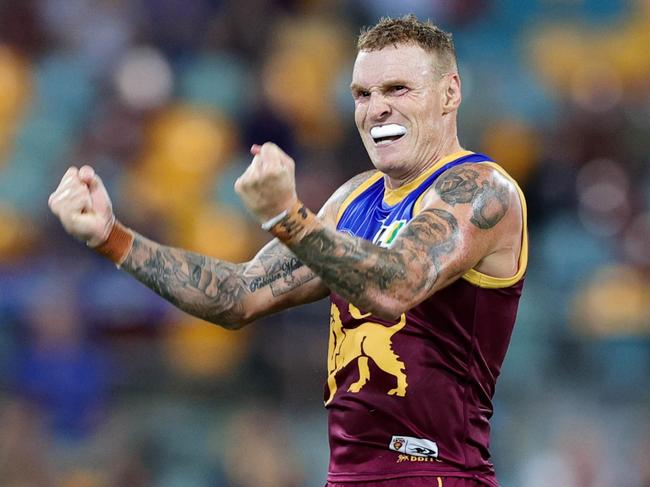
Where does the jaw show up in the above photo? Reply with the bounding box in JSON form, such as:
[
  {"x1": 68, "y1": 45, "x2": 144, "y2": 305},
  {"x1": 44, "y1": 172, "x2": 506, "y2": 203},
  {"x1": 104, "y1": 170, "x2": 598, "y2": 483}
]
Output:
[
  {"x1": 364, "y1": 134, "x2": 448, "y2": 183},
  {"x1": 365, "y1": 137, "x2": 411, "y2": 175},
  {"x1": 358, "y1": 117, "x2": 428, "y2": 174},
  {"x1": 359, "y1": 123, "x2": 441, "y2": 177}
]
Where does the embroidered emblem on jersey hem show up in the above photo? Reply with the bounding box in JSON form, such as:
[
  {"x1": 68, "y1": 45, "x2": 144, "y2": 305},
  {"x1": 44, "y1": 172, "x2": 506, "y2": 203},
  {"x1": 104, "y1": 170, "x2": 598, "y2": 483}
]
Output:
[{"x1": 389, "y1": 435, "x2": 439, "y2": 458}]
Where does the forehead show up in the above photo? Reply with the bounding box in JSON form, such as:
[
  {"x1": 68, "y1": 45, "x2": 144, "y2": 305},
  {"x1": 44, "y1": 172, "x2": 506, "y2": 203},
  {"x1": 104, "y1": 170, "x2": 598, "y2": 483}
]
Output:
[{"x1": 352, "y1": 44, "x2": 436, "y2": 87}]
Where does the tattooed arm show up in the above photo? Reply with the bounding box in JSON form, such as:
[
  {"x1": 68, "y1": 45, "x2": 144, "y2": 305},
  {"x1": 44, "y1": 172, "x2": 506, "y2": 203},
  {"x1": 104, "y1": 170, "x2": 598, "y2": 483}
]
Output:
[
  {"x1": 116, "y1": 170, "x2": 377, "y2": 328},
  {"x1": 272, "y1": 163, "x2": 523, "y2": 320},
  {"x1": 119, "y1": 238, "x2": 319, "y2": 329},
  {"x1": 48, "y1": 165, "x2": 381, "y2": 328}
]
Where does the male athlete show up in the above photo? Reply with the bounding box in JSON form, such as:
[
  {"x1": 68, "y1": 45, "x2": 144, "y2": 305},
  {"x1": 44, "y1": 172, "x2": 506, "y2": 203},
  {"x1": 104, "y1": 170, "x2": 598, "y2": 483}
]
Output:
[{"x1": 49, "y1": 16, "x2": 527, "y2": 487}]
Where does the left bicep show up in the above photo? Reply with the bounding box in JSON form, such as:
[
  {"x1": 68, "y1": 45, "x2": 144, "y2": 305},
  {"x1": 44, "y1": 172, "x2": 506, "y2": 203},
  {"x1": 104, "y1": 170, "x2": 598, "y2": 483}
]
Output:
[{"x1": 389, "y1": 163, "x2": 518, "y2": 301}]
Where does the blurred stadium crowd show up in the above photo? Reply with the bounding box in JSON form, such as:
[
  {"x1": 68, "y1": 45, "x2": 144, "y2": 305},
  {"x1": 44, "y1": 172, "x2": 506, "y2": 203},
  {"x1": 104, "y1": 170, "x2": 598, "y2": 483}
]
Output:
[{"x1": 0, "y1": 0, "x2": 649, "y2": 485}]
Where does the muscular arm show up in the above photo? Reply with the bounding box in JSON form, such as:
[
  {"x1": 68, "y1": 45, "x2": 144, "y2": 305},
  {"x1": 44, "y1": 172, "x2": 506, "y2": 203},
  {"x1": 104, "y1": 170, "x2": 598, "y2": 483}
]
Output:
[
  {"x1": 119, "y1": 171, "x2": 376, "y2": 328},
  {"x1": 121, "y1": 237, "x2": 321, "y2": 328},
  {"x1": 275, "y1": 163, "x2": 522, "y2": 320}
]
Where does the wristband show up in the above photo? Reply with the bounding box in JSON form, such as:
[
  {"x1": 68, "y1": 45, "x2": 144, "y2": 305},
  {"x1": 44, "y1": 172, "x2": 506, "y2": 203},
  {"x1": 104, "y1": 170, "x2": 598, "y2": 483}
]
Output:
[
  {"x1": 93, "y1": 220, "x2": 134, "y2": 266},
  {"x1": 267, "y1": 200, "x2": 319, "y2": 245},
  {"x1": 260, "y1": 208, "x2": 290, "y2": 231}
]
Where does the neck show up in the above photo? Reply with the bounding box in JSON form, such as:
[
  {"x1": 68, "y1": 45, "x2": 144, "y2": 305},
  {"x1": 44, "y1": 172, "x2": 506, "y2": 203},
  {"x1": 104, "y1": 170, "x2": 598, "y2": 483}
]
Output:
[{"x1": 384, "y1": 136, "x2": 463, "y2": 190}]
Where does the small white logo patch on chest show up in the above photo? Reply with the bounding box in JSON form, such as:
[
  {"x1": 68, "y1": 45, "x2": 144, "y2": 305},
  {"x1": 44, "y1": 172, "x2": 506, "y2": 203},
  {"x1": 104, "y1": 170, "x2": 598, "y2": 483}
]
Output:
[{"x1": 373, "y1": 219, "x2": 407, "y2": 248}]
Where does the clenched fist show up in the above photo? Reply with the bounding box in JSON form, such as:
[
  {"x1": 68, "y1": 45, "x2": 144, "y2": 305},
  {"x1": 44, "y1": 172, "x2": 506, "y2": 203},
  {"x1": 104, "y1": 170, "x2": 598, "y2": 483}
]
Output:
[
  {"x1": 235, "y1": 142, "x2": 298, "y2": 223},
  {"x1": 48, "y1": 165, "x2": 115, "y2": 247}
]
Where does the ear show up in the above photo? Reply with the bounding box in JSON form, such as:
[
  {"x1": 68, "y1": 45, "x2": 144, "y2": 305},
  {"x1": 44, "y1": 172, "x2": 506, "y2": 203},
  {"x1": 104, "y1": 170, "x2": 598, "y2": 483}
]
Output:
[{"x1": 442, "y1": 73, "x2": 461, "y2": 114}]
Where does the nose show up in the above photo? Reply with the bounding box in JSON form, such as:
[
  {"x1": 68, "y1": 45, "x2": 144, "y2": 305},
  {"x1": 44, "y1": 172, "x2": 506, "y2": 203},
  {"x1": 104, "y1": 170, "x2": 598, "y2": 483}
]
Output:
[{"x1": 367, "y1": 92, "x2": 391, "y2": 121}]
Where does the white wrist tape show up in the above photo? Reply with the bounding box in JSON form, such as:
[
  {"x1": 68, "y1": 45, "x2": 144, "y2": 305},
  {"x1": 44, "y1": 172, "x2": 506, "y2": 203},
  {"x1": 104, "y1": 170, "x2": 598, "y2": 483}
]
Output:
[{"x1": 260, "y1": 209, "x2": 289, "y2": 231}]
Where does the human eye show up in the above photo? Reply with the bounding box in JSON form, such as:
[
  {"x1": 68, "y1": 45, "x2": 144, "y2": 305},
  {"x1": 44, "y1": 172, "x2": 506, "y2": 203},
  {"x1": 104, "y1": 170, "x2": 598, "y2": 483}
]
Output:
[
  {"x1": 353, "y1": 89, "x2": 371, "y2": 100},
  {"x1": 389, "y1": 85, "x2": 407, "y2": 94}
]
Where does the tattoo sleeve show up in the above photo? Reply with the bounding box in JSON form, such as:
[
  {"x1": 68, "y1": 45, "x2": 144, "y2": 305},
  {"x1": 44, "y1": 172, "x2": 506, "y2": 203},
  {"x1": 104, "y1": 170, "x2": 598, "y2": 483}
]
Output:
[
  {"x1": 117, "y1": 171, "x2": 377, "y2": 326},
  {"x1": 121, "y1": 236, "x2": 315, "y2": 328},
  {"x1": 434, "y1": 166, "x2": 510, "y2": 229},
  {"x1": 245, "y1": 240, "x2": 316, "y2": 296},
  {"x1": 281, "y1": 207, "x2": 459, "y2": 313}
]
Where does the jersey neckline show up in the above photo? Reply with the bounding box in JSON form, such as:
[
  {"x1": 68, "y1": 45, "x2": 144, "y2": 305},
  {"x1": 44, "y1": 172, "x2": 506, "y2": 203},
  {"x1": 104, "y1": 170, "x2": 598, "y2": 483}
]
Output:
[{"x1": 383, "y1": 150, "x2": 474, "y2": 206}]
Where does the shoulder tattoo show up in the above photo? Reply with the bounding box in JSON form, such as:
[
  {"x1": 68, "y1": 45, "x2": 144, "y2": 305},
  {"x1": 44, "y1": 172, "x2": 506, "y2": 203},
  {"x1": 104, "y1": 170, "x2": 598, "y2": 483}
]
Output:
[{"x1": 434, "y1": 166, "x2": 510, "y2": 230}]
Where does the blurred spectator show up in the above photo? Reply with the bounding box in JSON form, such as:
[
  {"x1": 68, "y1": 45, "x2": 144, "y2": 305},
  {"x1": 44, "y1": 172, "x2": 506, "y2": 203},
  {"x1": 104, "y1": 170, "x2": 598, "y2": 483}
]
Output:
[
  {"x1": 8, "y1": 280, "x2": 110, "y2": 441},
  {"x1": 221, "y1": 406, "x2": 305, "y2": 487},
  {"x1": 0, "y1": 398, "x2": 55, "y2": 486},
  {"x1": 0, "y1": 1, "x2": 648, "y2": 486}
]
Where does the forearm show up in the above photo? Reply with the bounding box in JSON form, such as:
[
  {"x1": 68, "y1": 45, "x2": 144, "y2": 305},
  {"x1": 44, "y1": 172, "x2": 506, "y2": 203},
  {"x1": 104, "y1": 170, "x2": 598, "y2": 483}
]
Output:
[
  {"x1": 290, "y1": 227, "x2": 417, "y2": 317},
  {"x1": 122, "y1": 233, "x2": 249, "y2": 329},
  {"x1": 269, "y1": 202, "x2": 458, "y2": 318}
]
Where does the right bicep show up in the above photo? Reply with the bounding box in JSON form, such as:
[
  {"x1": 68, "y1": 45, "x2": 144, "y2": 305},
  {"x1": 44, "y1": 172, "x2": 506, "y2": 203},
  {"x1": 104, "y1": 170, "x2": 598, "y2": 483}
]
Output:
[{"x1": 239, "y1": 239, "x2": 329, "y2": 322}]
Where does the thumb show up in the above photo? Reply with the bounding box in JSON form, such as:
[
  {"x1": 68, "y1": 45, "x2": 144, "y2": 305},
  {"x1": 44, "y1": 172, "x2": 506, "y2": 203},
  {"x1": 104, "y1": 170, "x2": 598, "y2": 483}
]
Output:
[{"x1": 78, "y1": 165, "x2": 96, "y2": 186}]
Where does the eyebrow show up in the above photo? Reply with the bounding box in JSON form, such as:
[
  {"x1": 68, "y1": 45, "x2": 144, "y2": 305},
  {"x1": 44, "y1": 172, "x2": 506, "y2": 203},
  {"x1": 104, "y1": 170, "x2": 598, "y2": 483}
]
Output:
[{"x1": 349, "y1": 79, "x2": 410, "y2": 92}]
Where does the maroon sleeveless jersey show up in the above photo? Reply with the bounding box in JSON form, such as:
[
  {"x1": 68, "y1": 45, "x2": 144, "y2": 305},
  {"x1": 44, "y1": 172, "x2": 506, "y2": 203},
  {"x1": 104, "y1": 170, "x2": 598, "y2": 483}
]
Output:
[{"x1": 325, "y1": 151, "x2": 528, "y2": 485}]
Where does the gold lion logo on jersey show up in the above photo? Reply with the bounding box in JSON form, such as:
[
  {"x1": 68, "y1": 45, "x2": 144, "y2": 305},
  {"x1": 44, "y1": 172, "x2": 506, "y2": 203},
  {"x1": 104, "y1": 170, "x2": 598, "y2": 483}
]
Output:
[{"x1": 325, "y1": 302, "x2": 408, "y2": 405}]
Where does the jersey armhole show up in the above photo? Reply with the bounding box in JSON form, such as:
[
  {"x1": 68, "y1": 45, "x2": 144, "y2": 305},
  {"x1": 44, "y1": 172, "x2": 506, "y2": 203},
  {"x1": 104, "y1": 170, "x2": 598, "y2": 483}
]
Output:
[{"x1": 335, "y1": 172, "x2": 384, "y2": 226}]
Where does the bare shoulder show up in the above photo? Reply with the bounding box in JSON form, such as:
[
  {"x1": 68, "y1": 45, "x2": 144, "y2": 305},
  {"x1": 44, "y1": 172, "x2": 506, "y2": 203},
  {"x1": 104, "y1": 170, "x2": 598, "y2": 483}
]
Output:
[
  {"x1": 317, "y1": 169, "x2": 379, "y2": 225},
  {"x1": 416, "y1": 161, "x2": 524, "y2": 278},
  {"x1": 427, "y1": 162, "x2": 521, "y2": 231}
]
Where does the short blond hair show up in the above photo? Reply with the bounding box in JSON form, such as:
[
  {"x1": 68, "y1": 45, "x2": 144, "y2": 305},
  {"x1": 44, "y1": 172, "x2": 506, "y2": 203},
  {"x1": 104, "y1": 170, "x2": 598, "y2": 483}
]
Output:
[{"x1": 357, "y1": 15, "x2": 457, "y2": 74}]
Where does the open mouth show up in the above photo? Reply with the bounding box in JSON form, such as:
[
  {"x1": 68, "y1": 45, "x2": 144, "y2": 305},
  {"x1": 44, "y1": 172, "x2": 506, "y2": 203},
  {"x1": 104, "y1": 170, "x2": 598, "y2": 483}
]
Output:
[{"x1": 370, "y1": 124, "x2": 406, "y2": 145}]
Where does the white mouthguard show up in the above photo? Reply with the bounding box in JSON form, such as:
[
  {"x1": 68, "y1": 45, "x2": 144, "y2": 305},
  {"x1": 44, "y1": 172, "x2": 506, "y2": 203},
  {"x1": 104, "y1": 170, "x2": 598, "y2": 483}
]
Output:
[{"x1": 370, "y1": 124, "x2": 407, "y2": 139}]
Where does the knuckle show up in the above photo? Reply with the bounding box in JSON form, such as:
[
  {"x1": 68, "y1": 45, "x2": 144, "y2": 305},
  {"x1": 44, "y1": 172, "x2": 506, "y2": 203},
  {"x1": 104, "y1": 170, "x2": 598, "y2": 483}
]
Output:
[
  {"x1": 261, "y1": 142, "x2": 275, "y2": 156},
  {"x1": 234, "y1": 177, "x2": 249, "y2": 193},
  {"x1": 61, "y1": 176, "x2": 80, "y2": 189},
  {"x1": 68, "y1": 188, "x2": 84, "y2": 200}
]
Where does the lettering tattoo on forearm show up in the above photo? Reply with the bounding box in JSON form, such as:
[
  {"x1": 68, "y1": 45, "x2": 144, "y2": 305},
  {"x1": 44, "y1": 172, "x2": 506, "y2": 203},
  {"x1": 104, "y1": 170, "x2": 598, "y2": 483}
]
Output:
[
  {"x1": 249, "y1": 240, "x2": 316, "y2": 296},
  {"x1": 287, "y1": 208, "x2": 459, "y2": 307},
  {"x1": 122, "y1": 237, "x2": 314, "y2": 327},
  {"x1": 434, "y1": 166, "x2": 510, "y2": 229}
]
